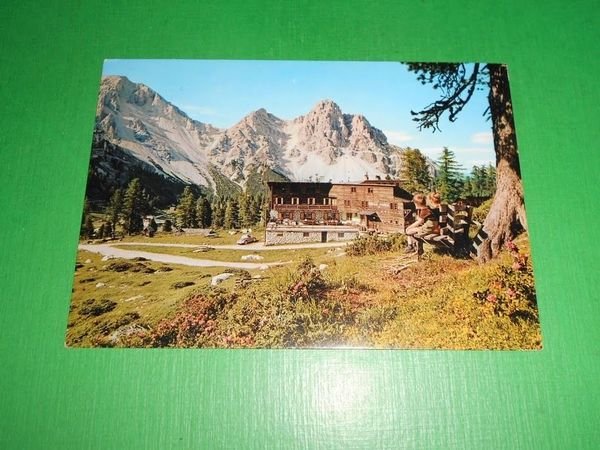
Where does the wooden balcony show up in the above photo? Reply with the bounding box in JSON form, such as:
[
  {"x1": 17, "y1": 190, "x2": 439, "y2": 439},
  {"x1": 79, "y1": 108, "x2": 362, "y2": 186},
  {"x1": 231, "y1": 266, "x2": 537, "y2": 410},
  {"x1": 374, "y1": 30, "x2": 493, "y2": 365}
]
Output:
[{"x1": 272, "y1": 204, "x2": 338, "y2": 211}]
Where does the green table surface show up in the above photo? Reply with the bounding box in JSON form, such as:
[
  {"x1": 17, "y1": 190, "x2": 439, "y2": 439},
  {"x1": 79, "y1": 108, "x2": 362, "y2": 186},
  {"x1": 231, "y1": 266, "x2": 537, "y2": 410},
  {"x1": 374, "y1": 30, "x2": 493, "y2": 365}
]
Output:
[{"x1": 0, "y1": 1, "x2": 598, "y2": 448}]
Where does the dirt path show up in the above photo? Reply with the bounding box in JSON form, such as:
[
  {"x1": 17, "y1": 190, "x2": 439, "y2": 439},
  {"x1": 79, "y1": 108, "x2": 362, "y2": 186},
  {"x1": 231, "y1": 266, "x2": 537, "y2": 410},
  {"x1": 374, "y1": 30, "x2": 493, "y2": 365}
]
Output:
[{"x1": 78, "y1": 244, "x2": 285, "y2": 269}]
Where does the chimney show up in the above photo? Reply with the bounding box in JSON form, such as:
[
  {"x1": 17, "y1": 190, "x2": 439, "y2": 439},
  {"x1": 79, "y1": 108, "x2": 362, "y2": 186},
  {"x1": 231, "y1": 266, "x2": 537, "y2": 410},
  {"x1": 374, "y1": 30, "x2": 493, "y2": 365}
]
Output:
[
  {"x1": 364, "y1": 172, "x2": 369, "y2": 180},
  {"x1": 375, "y1": 175, "x2": 381, "y2": 180}
]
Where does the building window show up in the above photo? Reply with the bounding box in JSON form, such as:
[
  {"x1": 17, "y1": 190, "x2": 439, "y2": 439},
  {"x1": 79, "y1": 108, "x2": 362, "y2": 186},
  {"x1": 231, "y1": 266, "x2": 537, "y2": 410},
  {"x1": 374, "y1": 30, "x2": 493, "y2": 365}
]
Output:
[
  {"x1": 361, "y1": 201, "x2": 369, "y2": 208},
  {"x1": 291, "y1": 197, "x2": 299, "y2": 205},
  {"x1": 346, "y1": 213, "x2": 353, "y2": 220},
  {"x1": 367, "y1": 187, "x2": 374, "y2": 194},
  {"x1": 308, "y1": 197, "x2": 316, "y2": 205},
  {"x1": 323, "y1": 198, "x2": 330, "y2": 205},
  {"x1": 303, "y1": 232, "x2": 309, "y2": 237},
  {"x1": 276, "y1": 233, "x2": 283, "y2": 237},
  {"x1": 344, "y1": 200, "x2": 351, "y2": 206},
  {"x1": 338, "y1": 232, "x2": 344, "y2": 238},
  {"x1": 390, "y1": 202, "x2": 398, "y2": 209},
  {"x1": 351, "y1": 187, "x2": 357, "y2": 193}
]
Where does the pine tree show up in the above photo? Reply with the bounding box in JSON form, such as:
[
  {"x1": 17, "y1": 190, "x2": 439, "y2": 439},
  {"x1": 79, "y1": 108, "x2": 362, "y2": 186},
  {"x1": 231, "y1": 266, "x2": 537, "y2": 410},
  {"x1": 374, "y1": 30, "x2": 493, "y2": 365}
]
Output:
[
  {"x1": 407, "y1": 63, "x2": 526, "y2": 261},
  {"x1": 80, "y1": 197, "x2": 91, "y2": 238},
  {"x1": 107, "y1": 188, "x2": 123, "y2": 235},
  {"x1": 176, "y1": 186, "x2": 197, "y2": 228},
  {"x1": 435, "y1": 147, "x2": 463, "y2": 202},
  {"x1": 484, "y1": 164, "x2": 497, "y2": 196},
  {"x1": 122, "y1": 178, "x2": 145, "y2": 235},
  {"x1": 238, "y1": 192, "x2": 254, "y2": 228},
  {"x1": 223, "y1": 198, "x2": 238, "y2": 229},
  {"x1": 84, "y1": 215, "x2": 95, "y2": 239},
  {"x1": 212, "y1": 199, "x2": 224, "y2": 228},
  {"x1": 103, "y1": 221, "x2": 113, "y2": 239},
  {"x1": 251, "y1": 194, "x2": 264, "y2": 225},
  {"x1": 195, "y1": 196, "x2": 212, "y2": 228},
  {"x1": 399, "y1": 148, "x2": 432, "y2": 193}
]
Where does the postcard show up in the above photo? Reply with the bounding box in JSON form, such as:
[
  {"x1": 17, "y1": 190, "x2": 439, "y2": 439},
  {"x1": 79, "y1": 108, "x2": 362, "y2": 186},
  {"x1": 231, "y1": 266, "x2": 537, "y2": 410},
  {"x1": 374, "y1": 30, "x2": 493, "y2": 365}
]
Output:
[{"x1": 66, "y1": 60, "x2": 541, "y2": 349}]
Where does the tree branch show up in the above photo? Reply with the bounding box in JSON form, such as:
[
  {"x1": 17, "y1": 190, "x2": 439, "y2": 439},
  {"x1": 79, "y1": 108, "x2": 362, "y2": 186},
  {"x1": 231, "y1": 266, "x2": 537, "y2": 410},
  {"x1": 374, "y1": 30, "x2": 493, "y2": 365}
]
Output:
[{"x1": 410, "y1": 63, "x2": 481, "y2": 132}]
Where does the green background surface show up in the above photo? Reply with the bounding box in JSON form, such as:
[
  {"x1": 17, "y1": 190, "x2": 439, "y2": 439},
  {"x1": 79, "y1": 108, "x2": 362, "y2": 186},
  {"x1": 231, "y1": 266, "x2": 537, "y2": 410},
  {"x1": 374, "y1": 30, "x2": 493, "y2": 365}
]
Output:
[{"x1": 0, "y1": 1, "x2": 598, "y2": 448}]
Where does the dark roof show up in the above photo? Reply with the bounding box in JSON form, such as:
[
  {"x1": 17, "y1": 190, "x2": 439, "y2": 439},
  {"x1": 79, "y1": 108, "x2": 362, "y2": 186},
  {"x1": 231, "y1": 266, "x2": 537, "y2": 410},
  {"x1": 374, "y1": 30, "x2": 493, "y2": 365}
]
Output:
[{"x1": 359, "y1": 179, "x2": 400, "y2": 185}]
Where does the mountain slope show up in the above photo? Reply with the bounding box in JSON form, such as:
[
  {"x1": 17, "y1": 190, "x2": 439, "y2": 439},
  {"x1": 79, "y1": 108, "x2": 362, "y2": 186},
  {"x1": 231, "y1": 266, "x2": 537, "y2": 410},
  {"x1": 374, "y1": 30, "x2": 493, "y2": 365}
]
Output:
[{"x1": 91, "y1": 75, "x2": 434, "y2": 203}]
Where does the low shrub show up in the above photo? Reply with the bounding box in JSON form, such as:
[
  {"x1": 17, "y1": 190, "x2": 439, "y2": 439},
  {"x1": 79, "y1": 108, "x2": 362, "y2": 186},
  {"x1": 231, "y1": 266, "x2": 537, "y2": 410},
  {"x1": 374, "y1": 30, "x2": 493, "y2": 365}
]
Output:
[
  {"x1": 148, "y1": 290, "x2": 235, "y2": 347},
  {"x1": 79, "y1": 298, "x2": 117, "y2": 317},
  {"x1": 286, "y1": 257, "x2": 327, "y2": 302},
  {"x1": 346, "y1": 233, "x2": 406, "y2": 256},
  {"x1": 473, "y1": 241, "x2": 538, "y2": 322},
  {"x1": 104, "y1": 261, "x2": 155, "y2": 273},
  {"x1": 171, "y1": 281, "x2": 195, "y2": 289}
]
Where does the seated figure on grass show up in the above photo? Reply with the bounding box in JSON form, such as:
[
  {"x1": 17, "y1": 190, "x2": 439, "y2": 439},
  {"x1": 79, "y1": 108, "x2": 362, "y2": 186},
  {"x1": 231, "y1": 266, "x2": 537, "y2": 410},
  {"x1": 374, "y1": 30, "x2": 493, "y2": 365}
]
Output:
[{"x1": 405, "y1": 192, "x2": 441, "y2": 253}]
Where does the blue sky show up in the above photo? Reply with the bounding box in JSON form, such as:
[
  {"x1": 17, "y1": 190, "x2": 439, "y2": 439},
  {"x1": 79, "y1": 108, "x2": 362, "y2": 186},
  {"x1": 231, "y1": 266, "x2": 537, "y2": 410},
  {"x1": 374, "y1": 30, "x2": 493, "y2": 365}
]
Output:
[{"x1": 102, "y1": 60, "x2": 495, "y2": 170}]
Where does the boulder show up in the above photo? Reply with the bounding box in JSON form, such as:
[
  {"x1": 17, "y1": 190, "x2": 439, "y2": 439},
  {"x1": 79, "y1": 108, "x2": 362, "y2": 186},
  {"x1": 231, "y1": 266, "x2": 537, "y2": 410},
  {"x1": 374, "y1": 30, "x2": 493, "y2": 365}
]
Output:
[
  {"x1": 241, "y1": 254, "x2": 264, "y2": 261},
  {"x1": 211, "y1": 273, "x2": 234, "y2": 286}
]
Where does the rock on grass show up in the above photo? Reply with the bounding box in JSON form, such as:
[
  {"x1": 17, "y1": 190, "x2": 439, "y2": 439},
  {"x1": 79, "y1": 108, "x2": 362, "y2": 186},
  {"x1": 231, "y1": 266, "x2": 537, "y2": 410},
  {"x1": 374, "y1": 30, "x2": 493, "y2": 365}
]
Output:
[{"x1": 171, "y1": 281, "x2": 195, "y2": 289}]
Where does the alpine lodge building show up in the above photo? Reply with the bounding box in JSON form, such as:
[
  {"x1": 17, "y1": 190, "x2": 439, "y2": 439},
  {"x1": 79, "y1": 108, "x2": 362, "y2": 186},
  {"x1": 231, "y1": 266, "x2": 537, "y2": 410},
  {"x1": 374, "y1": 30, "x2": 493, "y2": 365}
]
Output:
[{"x1": 265, "y1": 179, "x2": 413, "y2": 245}]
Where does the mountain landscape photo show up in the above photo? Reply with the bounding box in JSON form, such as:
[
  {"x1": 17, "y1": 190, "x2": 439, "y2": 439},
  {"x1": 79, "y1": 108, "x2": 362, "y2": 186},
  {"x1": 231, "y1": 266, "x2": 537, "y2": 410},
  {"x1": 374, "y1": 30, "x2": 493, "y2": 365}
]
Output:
[{"x1": 68, "y1": 61, "x2": 540, "y2": 350}]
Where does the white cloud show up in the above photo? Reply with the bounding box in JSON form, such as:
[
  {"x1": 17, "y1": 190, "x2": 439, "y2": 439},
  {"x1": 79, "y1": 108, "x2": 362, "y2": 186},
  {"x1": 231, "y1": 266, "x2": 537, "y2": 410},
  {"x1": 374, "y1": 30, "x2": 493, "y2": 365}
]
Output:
[
  {"x1": 383, "y1": 130, "x2": 413, "y2": 145},
  {"x1": 471, "y1": 131, "x2": 493, "y2": 145}
]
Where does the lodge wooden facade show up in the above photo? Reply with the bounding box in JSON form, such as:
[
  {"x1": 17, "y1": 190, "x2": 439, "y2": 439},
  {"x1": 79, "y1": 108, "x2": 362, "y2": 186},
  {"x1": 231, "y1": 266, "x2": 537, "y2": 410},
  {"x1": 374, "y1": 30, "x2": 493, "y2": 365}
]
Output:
[{"x1": 267, "y1": 180, "x2": 413, "y2": 233}]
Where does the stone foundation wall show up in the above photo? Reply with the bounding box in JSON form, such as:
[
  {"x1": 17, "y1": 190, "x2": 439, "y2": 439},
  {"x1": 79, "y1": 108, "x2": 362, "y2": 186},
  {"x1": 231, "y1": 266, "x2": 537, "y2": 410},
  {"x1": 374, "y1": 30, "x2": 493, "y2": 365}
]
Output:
[
  {"x1": 265, "y1": 230, "x2": 321, "y2": 246},
  {"x1": 265, "y1": 228, "x2": 359, "y2": 246},
  {"x1": 325, "y1": 230, "x2": 359, "y2": 242}
]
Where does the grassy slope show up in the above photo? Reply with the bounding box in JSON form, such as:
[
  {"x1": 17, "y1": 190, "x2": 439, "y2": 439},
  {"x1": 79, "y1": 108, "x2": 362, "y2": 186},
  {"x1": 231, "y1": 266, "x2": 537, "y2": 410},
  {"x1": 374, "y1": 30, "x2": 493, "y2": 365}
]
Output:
[
  {"x1": 67, "y1": 250, "x2": 237, "y2": 346},
  {"x1": 67, "y1": 235, "x2": 541, "y2": 349},
  {"x1": 118, "y1": 229, "x2": 265, "y2": 245},
  {"x1": 112, "y1": 244, "x2": 336, "y2": 263}
]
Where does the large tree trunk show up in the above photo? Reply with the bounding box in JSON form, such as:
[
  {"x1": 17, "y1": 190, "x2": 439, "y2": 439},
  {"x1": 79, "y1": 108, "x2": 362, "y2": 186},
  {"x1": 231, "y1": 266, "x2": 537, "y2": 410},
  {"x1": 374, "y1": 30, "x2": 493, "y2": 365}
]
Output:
[{"x1": 476, "y1": 64, "x2": 527, "y2": 262}]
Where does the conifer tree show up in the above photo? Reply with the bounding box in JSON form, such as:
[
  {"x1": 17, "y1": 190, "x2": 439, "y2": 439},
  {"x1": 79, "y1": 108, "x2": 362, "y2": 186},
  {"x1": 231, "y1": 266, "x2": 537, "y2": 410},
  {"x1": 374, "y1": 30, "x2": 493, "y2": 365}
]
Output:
[
  {"x1": 84, "y1": 215, "x2": 95, "y2": 239},
  {"x1": 211, "y1": 199, "x2": 224, "y2": 228},
  {"x1": 176, "y1": 186, "x2": 197, "y2": 228},
  {"x1": 80, "y1": 197, "x2": 91, "y2": 238},
  {"x1": 122, "y1": 178, "x2": 145, "y2": 235},
  {"x1": 435, "y1": 147, "x2": 463, "y2": 202},
  {"x1": 408, "y1": 63, "x2": 526, "y2": 261},
  {"x1": 484, "y1": 164, "x2": 497, "y2": 196},
  {"x1": 251, "y1": 194, "x2": 264, "y2": 225},
  {"x1": 399, "y1": 148, "x2": 432, "y2": 193},
  {"x1": 103, "y1": 221, "x2": 113, "y2": 239},
  {"x1": 107, "y1": 188, "x2": 123, "y2": 234},
  {"x1": 238, "y1": 192, "x2": 254, "y2": 228},
  {"x1": 223, "y1": 198, "x2": 238, "y2": 229},
  {"x1": 195, "y1": 196, "x2": 212, "y2": 228}
]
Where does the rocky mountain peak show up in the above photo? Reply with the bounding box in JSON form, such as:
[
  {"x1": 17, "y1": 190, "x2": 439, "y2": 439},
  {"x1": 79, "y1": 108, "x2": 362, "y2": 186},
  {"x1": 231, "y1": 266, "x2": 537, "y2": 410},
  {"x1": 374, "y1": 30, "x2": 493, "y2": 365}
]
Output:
[{"x1": 93, "y1": 77, "x2": 426, "y2": 191}]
